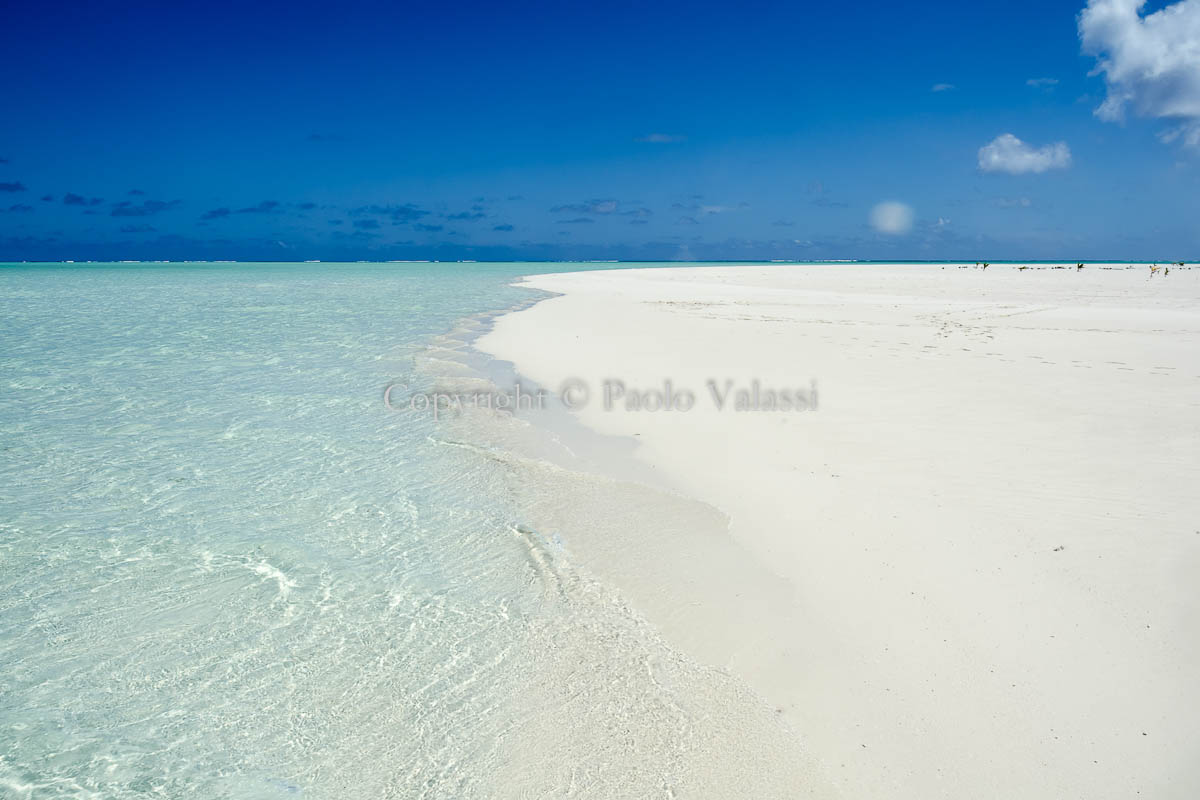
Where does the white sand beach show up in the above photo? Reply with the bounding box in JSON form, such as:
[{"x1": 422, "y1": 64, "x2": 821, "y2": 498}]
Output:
[{"x1": 477, "y1": 263, "x2": 1200, "y2": 799}]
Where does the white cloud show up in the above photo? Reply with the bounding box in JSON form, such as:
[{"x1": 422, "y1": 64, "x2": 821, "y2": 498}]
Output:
[
  {"x1": 1079, "y1": 0, "x2": 1200, "y2": 144},
  {"x1": 931, "y1": 83, "x2": 955, "y2": 92},
  {"x1": 977, "y1": 133, "x2": 1072, "y2": 174},
  {"x1": 1026, "y1": 77, "x2": 1059, "y2": 87},
  {"x1": 869, "y1": 202, "x2": 914, "y2": 235}
]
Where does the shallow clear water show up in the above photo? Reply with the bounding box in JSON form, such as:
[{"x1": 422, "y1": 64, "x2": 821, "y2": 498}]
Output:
[
  {"x1": 0, "y1": 262, "x2": 533, "y2": 795},
  {"x1": 0, "y1": 262, "x2": 826, "y2": 799}
]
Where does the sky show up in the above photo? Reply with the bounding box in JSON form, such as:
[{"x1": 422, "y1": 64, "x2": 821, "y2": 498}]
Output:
[{"x1": 1, "y1": 0, "x2": 1197, "y2": 261}]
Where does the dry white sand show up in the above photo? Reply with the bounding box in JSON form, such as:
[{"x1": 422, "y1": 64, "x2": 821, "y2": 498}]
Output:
[{"x1": 476, "y1": 263, "x2": 1200, "y2": 799}]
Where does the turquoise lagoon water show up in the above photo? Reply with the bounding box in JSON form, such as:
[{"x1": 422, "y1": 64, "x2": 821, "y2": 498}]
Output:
[{"x1": 0, "y1": 262, "x2": 825, "y2": 799}]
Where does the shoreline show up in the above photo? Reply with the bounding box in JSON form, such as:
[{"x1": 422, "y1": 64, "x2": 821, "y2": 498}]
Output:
[
  {"x1": 415, "y1": 298, "x2": 841, "y2": 797},
  {"x1": 472, "y1": 262, "x2": 1200, "y2": 798}
]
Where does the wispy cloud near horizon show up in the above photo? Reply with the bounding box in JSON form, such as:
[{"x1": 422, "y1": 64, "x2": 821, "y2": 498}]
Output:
[
  {"x1": 551, "y1": 199, "x2": 619, "y2": 215},
  {"x1": 111, "y1": 199, "x2": 180, "y2": 217},
  {"x1": 63, "y1": 193, "x2": 103, "y2": 206}
]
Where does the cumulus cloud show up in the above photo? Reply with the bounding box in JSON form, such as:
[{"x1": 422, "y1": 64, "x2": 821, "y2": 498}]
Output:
[
  {"x1": 869, "y1": 202, "x2": 914, "y2": 235},
  {"x1": 1079, "y1": 0, "x2": 1200, "y2": 145},
  {"x1": 977, "y1": 133, "x2": 1072, "y2": 173}
]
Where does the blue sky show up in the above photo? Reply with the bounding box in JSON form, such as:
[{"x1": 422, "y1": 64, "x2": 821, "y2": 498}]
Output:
[{"x1": 1, "y1": 0, "x2": 1197, "y2": 261}]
